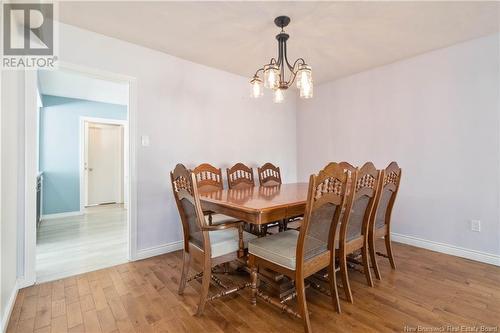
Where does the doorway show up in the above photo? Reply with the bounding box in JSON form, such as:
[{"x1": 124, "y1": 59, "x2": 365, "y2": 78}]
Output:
[
  {"x1": 28, "y1": 66, "x2": 135, "y2": 283},
  {"x1": 81, "y1": 118, "x2": 127, "y2": 209}
]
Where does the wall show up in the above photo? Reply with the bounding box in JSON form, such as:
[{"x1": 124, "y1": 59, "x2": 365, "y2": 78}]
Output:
[
  {"x1": 38, "y1": 70, "x2": 129, "y2": 105},
  {"x1": 39, "y1": 95, "x2": 127, "y2": 215},
  {"x1": 57, "y1": 23, "x2": 298, "y2": 251},
  {"x1": 0, "y1": 71, "x2": 23, "y2": 331},
  {"x1": 297, "y1": 34, "x2": 500, "y2": 257}
]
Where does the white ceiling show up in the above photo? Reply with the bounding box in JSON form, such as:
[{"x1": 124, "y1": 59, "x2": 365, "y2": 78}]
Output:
[
  {"x1": 57, "y1": 1, "x2": 500, "y2": 83},
  {"x1": 38, "y1": 69, "x2": 129, "y2": 105}
]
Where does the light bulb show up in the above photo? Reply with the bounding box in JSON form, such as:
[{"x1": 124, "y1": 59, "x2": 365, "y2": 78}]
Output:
[
  {"x1": 273, "y1": 88, "x2": 285, "y2": 103},
  {"x1": 264, "y1": 64, "x2": 279, "y2": 89},
  {"x1": 250, "y1": 76, "x2": 263, "y2": 98},
  {"x1": 300, "y1": 81, "x2": 313, "y2": 99},
  {"x1": 296, "y1": 64, "x2": 312, "y2": 89},
  {"x1": 268, "y1": 71, "x2": 277, "y2": 88}
]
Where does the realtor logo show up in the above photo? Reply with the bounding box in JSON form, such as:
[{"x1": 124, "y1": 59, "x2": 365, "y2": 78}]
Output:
[
  {"x1": 2, "y1": 2, "x2": 57, "y2": 69},
  {"x1": 3, "y1": 3, "x2": 53, "y2": 55}
]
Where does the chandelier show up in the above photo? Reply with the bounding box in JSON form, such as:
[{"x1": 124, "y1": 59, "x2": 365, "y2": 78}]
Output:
[{"x1": 250, "y1": 16, "x2": 313, "y2": 103}]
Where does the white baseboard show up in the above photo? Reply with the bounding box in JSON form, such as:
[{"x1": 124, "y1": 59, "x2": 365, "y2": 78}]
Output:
[
  {"x1": 17, "y1": 277, "x2": 35, "y2": 289},
  {"x1": 391, "y1": 232, "x2": 500, "y2": 266},
  {"x1": 41, "y1": 210, "x2": 83, "y2": 220},
  {"x1": 133, "y1": 241, "x2": 183, "y2": 261},
  {"x1": 1, "y1": 280, "x2": 19, "y2": 333}
]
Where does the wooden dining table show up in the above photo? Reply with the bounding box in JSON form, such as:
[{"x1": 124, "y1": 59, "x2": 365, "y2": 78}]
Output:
[
  {"x1": 199, "y1": 182, "x2": 309, "y2": 230},
  {"x1": 199, "y1": 182, "x2": 309, "y2": 298}
]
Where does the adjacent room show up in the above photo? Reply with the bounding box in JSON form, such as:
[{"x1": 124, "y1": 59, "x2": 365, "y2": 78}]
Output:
[
  {"x1": 0, "y1": 2, "x2": 499, "y2": 333},
  {"x1": 35, "y1": 68, "x2": 130, "y2": 282}
]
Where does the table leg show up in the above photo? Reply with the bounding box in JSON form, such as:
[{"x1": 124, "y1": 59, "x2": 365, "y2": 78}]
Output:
[{"x1": 255, "y1": 225, "x2": 266, "y2": 237}]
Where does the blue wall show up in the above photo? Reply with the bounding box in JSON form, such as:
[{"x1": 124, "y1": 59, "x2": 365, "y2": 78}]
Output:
[{"x1": 40, "y1": 95, "x2": 127, "y2": 215}]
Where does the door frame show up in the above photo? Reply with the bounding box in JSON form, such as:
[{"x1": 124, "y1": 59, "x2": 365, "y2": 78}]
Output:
[
  {"x1": 23, "y1": 62, "x2": 138, "y2": 287},
  {"x1": 79, "y1": 117, "x2": 128, "y2": 211}
]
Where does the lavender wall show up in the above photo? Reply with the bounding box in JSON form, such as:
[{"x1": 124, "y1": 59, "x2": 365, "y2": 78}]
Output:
[
  {"x1": 297, "y1": 34, "x2": 500, "y2": 258},
  {"x1": 58, "y1": 23, "x2": 298, "y2": 252}
]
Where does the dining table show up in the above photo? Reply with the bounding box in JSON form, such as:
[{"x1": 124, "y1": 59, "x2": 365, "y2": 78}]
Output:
[
  {"x1": 199, "y1": 182, "x2": 309, "y2": 231},
  {"x1": 199, "y1": 182, "x2": 309, "y2": 298}
]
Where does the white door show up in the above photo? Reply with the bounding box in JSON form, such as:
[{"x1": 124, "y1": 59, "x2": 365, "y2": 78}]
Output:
[{"x1": 85, "y1": 122, "x2": 124, "y2": 206}]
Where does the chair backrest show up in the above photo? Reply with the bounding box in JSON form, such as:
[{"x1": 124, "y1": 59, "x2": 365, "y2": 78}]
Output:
[
  {"x1": 193, "y1": 163, "x2": 223, "y2": 192},
  {"x1": 373, "y1": 162, "x2": 402, "y2": 230},
  {"x1": 258, "y1": 163, "x2": 282, "y2": 186},
  {"x1": 170, "y1": 164, "x2": 208, "y2": 253},
  {"x1": 338, "y1": 161, "x2": 356, "y2": 172},
  {"x1": 342, "y1": 162, "x2": 381, "y2": 243},
  {"x1": 296, "y1": 162, "x2": 355, "y2": 271},
  {"x1": 226, "y1": 163, "x2": 255, "y2": 189},
  {"x1": 338, "y1": 161, "x2": 357, "y2": 195}
]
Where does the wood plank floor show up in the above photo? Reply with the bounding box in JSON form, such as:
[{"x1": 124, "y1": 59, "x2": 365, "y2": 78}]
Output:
[
  {"x1": 8, "y1": 240, "x2": 500, "y2": 333},
  {"x1": 37, "y1": 204, "x2": 128, "y2": 283}
]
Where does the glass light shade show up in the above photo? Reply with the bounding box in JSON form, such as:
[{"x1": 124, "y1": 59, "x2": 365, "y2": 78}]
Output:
[
  {"x1": 264, "y1": 64, "x2": 280, "y2": 89},
  {"x1": 273, "y1": 88, "x2": 285, "y2": 103},
  {"x1": 296, "y1": 64, "x2": 312, "y2": 89},
  {"x1": 299, "y1": 80, "x2": 313, "y2": 99},
  {"x1": 250, "y1": 76, "x2": 263, "y2": 98}
]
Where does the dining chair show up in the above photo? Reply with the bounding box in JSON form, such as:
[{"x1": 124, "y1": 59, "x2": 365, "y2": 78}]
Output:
[
  {"x1": 170, "y1": 164, "x2": 257, "y2": 315},
  {"x1": 257, "y1": 162, "x2": 290, "y2": 232},
  {"x1": 193, "y1": 163, "x2": 224, "y2": 192},
  {"x1": 248, "y1": 162, "x2": 355, "y2": 332},
  {"x1": 338, "y1": 161, "x2": 356, "y2": 197},
  {"x1": 226, "y1": 163, "x2": 255, "y2": 189},
  {"x1": 368, "y1": 162, "x2": 401, "y2": 280},
  {"x1": 335, "y1": 162, "x2": 381, "y2": 303},
  {"x1": 257, "y1": 162, "x2": 282, "y2": 186},
  {"x1": 193, "y1": 163, "x2": 239, "y2": 225}
]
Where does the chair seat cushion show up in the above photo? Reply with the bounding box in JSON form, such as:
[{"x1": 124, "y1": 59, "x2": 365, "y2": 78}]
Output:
[
  {"x1": 248, "y1": 230, "x2": 328, "y2": 270},
  {"x1": 209, "y1": 228, "x2": 257, "y2": 258},
  {"x1": 206, "y1": 213, "x2": 240, "y2": 225}
]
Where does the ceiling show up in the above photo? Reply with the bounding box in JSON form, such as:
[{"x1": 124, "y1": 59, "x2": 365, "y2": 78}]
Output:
[
  {"x1": 39, "y1": 69, "x2": 129, "y2": 105},
  {"x1": 58, "y1": 1, "x2": 500, "y2": 83}
]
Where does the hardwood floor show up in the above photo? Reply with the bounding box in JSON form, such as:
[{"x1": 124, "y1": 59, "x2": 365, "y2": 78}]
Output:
[
  {"x1": 37, "y1": 204, "x2": 127, "y2": 283},
  {"x1": 9, "y1": 240, "x2": 500, "y2": 333}
]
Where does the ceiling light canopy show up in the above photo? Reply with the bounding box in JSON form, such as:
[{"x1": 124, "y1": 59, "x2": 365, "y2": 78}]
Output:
[{"x1": 251, "y1": 16, "x2": 313, "y2": 102}]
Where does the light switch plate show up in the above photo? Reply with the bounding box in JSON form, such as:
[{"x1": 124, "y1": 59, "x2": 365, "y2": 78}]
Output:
[
  {"x1": 141, "y1": 135, "x2": 150, "y2": 147},
  {"x1": 470, "y1": 220, "x2": 481, "y2": 232}
]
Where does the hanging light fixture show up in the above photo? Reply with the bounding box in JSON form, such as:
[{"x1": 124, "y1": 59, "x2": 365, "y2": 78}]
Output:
[{"x1": 250, "y1": 16, "x2": 313, "y2": 102}]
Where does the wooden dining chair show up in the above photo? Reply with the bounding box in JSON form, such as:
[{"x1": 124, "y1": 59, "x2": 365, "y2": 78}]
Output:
[
  {"x1": 170, "y1": 164, "x2": 257, "y2": 315},
  {"x1": 193, "y1": 163, "x2": 224, "y2": 192},
  {"x1": 335, "y1": 162, "x2": 381, "y2": 303},
  {"x1": 258, "y1": 162, "x2": 282, "y2": 186},
  {"x1": 368, "y1": 162, "x2": 402, "y2": 280},
  {"x1": 248, "y1": 162, "x2": 355, "y2": 332},
  {"x1": 226, "y1": 163, "x2": 255, "y2": 189},
  {"x1": 257, "y1": 162, "x2": 290, "y2": 232},
  {"x1": 193, "y1": 163, "x2": 239, "y2": 225}
]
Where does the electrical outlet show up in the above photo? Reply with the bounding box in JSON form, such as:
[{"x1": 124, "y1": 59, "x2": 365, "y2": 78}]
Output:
[{"x1": 470, "y1": 220, "x2": 481, "y2": 232}]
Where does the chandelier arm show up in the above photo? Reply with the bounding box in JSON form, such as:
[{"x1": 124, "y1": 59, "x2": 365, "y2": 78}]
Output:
[
  {"x1": 254, "y1": 68, "x2": 264, "y2": 77},
  {"x1": 282, "y1": 58, "x2": 307, "y2": 85},
  {"x1": 291, "y1": 58, "x2": 306, "y2": 70},
  {"x1": 283, "y1": 69, "x2": 298, "y2": 86}
]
